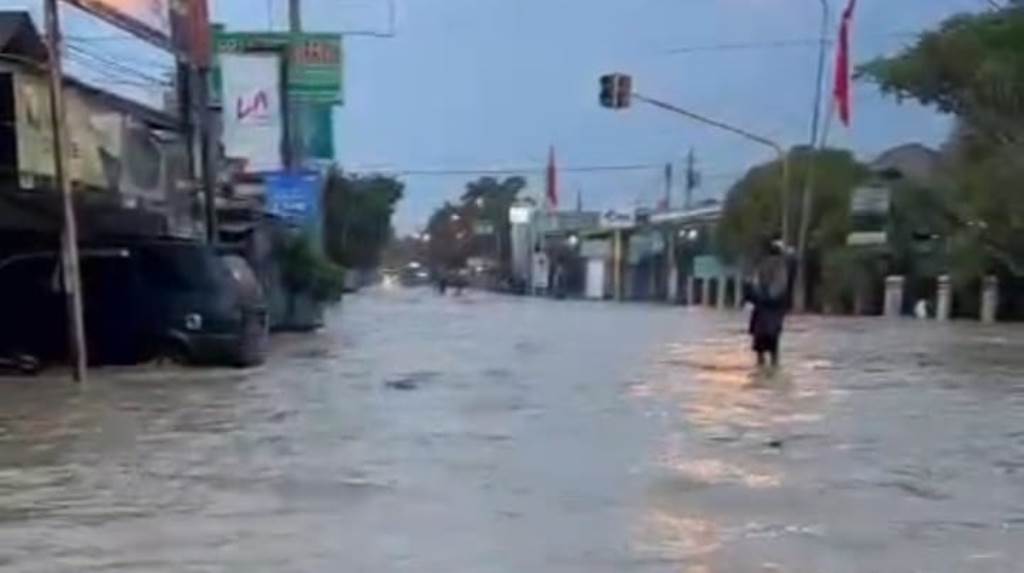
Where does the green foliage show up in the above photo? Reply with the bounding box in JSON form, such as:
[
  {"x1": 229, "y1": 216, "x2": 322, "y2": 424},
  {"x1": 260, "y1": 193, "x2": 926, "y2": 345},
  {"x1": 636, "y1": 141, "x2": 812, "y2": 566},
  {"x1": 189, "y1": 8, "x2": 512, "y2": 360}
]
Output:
[
  {"x1": 717, "y1": 147, "x2": 870, "y2": 263},
  {"x1": 323, "y1": 169, "x2": 404, "y2": 270},
  {"x1": 425, "y1": 176, "x2": 526, "y2": 271},
  {"x1": 278, "y1": 233, "x2": 346, "y2": 303},
  {"x1": 861, "y1": 3, "x2": 1024, "y2": 278},
  {"x1": 859, "y1": 6, "x2": 1024, "y2": 143},
  {"x1": 946, "y1": 144, "x2": 1024, "y2": 278}
]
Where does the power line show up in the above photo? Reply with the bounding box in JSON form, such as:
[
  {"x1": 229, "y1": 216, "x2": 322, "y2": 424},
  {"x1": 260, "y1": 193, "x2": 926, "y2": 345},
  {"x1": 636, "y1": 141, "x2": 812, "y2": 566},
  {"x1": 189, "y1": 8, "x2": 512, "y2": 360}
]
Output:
[
  {"x1": 65, "y1": 44, "x2": 172, "y2": 86},
  {"x1": 371, "y1": 163, "x2": 669, "y2": 176},
  {"x1": 662, "y1": 30, "x2": 920, "y2": 55}
]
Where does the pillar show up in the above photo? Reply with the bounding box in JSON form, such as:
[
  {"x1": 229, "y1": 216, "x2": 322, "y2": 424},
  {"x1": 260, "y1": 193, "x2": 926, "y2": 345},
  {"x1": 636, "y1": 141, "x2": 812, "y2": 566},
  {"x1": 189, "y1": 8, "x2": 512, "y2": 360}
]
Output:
[
  {"x1": 884, "y1": 275, "x2": 905, "y2": 318},
  {"x1": 735, "y1": 274, "x2": 746, "y2": 308},
  {"x1": 981, "y1": 275, "x2": 999, "y2": 324},
  {"x1": 686, "y1": 275, "x2": 697, "y2": 306},
  {"x1": 702, "y1": 276, "x2": 712, "y2": 308},
  {"x1": 936, "y1": 274, "x2": 952, "y2": 322},
  {"x1": 665, "y1": 234, "x2": 678, "y2": 303},
  {"x1": 716, "y1": 274, "x2": 728, "y2": 310},
  {"x1": 613, "y1": 230, "x2": 623, "y2": 302}
]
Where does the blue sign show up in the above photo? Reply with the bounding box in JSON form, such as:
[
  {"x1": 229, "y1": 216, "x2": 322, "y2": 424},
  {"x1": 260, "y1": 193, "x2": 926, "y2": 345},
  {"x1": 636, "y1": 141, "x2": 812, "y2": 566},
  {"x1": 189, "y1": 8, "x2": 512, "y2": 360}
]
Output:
[{"x1": 265, "y1": 172, "x2": 322, "y2": 227}]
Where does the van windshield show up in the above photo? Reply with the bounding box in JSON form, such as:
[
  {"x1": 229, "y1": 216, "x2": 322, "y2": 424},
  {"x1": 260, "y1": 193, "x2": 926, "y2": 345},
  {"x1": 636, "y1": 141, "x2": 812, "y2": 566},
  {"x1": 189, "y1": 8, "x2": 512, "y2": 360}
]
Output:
[{"x1": 138, "y1": 244, "x2": 227, "y2": 292}]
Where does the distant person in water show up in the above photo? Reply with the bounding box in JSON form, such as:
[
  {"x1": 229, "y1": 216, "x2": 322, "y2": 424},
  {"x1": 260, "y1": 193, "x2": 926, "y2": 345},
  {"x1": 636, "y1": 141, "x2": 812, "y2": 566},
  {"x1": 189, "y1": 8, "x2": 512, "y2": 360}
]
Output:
[{"x1": 745, "y1": 240, "x2": 792, "y2": 368}]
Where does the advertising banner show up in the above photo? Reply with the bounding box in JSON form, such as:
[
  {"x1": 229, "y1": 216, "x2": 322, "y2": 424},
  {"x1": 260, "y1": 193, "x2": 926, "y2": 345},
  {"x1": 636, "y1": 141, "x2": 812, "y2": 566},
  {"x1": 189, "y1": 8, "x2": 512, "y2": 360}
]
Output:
[
  {"x1": 220, "y1": 53, "x2": 284, "y2": 173},
  {"x1": 265, "y1": 171, "x2": 322, "y2": 228},
  {"x1": 212, "y1": 30, "x2": 343, "y2": 104},
  {"x1": 66, "y1": 0, "x2": 172, "y2": 46}
]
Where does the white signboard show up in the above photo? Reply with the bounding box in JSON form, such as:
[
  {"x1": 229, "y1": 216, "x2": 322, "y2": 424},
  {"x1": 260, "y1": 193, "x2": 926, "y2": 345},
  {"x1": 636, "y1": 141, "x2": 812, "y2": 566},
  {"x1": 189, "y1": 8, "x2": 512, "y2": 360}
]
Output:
[
  {"x1": 509, "y1": 206, "x2": 533, "y2": 225},
  {"x1": 221, "y1": 53, "x2": 283, "y2": 173},
  {"x1": 851, "y1": 184, "x2": 891, "y2": 215}
]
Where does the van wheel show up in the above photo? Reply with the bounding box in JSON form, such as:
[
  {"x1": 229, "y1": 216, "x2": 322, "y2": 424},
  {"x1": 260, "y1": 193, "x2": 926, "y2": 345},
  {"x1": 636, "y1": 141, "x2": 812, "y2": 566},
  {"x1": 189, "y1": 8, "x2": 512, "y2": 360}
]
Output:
[{"x1": 160, "y1": 341, "x2": 192, "y2": 366}]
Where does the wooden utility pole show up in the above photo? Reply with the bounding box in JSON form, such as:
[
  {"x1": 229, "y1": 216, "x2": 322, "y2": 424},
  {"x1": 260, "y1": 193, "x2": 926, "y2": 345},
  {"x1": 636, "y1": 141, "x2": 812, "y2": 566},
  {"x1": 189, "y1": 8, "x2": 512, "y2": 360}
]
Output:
[
  {"x1": 663, "y1": 162, "x2": 673, "y2": 210},
  {"x1": 684, "y1": 148, "x2": 697, "y2": 211},
  {"x1": 43, "y1": 0, "x2": 88, "y2": 382}
]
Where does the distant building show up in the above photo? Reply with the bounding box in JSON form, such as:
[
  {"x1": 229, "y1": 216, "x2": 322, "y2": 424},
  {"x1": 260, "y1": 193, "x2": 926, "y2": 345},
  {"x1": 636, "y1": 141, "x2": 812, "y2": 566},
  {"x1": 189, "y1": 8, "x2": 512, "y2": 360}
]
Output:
[{"x1": 871, "y1": 143, "x2": 942, "y2": 184}]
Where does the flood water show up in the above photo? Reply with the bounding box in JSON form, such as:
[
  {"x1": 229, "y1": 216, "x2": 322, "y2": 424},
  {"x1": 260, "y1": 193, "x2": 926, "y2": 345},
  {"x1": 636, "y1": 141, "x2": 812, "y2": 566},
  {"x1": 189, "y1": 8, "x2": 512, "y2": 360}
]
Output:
[{"x1": 2, "y1": 288, "x2": 1023, "y2": 571}]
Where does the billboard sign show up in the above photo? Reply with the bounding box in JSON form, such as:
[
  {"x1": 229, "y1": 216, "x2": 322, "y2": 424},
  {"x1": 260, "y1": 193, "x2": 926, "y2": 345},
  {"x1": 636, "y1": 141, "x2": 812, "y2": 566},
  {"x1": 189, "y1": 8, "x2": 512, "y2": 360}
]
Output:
[
  {"x1": 66, "y1": 0, "x2": 172, "y2": 48},
  {"x1": 265, "y1": 171, "x2": 322, "y2": 227},
  {"x1": 212, "y1": 30, "x2": 343, "y2": 104},
  {"x1": 848, "y1": 184, "x2": 891, "y2": 246},
  {"x1": 220, "y1": 53, "x2": 284, "y2": 173}
]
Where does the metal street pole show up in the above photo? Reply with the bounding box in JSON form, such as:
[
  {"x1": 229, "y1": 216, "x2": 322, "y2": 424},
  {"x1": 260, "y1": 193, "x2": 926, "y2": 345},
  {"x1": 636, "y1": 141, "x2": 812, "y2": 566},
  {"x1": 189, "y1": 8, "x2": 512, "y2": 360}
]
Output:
[
  {"x1": 288, "y1": 0, "x2": 303, "y2": 171},
  {"x1": 794, "y1": 0, "x2": 832, "y2": 312},
  {"x1": 631, "y1": 93, "x2": 790, "y2": 241},
  {"x1": 43, "y1": 0, "x2": 87, "y2": 382}
]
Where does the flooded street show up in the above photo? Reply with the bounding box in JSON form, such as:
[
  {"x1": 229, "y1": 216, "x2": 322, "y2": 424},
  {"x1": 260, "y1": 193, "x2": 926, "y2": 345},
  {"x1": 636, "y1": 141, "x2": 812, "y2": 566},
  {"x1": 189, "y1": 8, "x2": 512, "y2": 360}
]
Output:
[{"x1": 2, "y1": 289, "x2": 1024, "y2": 572}]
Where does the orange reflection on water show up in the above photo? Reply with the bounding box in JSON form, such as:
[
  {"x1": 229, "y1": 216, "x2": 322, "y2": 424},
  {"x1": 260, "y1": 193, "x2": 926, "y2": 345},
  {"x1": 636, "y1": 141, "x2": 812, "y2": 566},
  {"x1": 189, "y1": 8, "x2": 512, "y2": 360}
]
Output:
[
  {"x1": 634, "y1": 509, "x2": 721, "y2": 562},
  {"x1": 660, "y1": 456, "x2": 783, "y2": 489}
]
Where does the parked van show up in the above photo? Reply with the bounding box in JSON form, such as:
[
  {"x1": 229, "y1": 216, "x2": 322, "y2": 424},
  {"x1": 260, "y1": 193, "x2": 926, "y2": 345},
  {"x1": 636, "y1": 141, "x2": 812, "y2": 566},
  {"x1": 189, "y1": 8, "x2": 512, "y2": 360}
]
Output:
[{"x1": 0, "y1": 240, "x2": 269, "y2": 368}]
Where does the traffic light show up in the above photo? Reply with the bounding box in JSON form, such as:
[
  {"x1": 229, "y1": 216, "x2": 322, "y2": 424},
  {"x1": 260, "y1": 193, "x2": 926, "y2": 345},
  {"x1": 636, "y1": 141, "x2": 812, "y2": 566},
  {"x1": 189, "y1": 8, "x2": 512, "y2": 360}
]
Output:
[{"x1": 599, "y1": 73, "x2": 632, "y2": 109}]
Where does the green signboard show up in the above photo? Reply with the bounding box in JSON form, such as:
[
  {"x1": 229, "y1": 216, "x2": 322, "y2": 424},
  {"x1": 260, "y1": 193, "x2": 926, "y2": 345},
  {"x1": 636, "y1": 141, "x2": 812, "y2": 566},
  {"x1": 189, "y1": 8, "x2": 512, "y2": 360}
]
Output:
[{"x1": 212, "y1": 29, "x2": 343, "y2": 104}]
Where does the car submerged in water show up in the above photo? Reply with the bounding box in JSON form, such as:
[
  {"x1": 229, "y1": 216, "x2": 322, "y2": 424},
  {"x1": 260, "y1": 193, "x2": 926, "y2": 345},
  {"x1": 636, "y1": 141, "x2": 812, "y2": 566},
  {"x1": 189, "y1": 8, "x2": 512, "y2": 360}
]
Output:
[{"x1": 0, "y1": 240, "x2": 269, "y2": 369}]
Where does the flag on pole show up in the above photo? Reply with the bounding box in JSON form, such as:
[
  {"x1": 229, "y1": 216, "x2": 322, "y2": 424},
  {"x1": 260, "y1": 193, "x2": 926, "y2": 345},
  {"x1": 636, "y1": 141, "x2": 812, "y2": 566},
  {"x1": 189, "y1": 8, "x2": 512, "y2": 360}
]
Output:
[
  {"x1": 833, "y1": 0, "x2": 857, "y2": 127},
  {"x1": 546, "y1": 146, "x2": 559, "y2": 209}
]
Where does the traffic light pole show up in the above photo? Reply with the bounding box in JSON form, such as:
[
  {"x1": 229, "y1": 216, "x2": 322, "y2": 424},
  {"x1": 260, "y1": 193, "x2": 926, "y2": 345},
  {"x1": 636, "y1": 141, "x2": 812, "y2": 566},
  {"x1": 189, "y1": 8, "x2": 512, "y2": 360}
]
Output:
[
  {"x1": 44, "y1": 0, "x2": 88, "y2": 382},
  {"x1": 630, "y1": 93, "x2": 790, "y2": 245}
]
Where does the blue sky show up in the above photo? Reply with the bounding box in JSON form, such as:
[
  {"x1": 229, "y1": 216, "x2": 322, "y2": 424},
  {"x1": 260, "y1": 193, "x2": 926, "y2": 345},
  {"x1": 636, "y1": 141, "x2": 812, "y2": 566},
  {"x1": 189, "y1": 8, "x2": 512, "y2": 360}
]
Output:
[{"x1": 1, "y1": 0, "x2": 985, "y2": 232}]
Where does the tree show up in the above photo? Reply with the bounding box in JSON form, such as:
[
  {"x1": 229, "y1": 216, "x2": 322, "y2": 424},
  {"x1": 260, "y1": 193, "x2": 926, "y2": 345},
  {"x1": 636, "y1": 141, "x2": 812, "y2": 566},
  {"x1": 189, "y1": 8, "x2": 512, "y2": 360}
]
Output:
[
  {"x1": 323, "y1": 169, "x2": 404, "y2": 270},
  {"x1": 860, "y1": 4, "x2": 1024, "y2": 278},
  {"x1": 423, "y1": 176, "x2": 526, "y2": 272},
  {"x1": 717, "y1": 147, "x2": 869, "y2": 263}
]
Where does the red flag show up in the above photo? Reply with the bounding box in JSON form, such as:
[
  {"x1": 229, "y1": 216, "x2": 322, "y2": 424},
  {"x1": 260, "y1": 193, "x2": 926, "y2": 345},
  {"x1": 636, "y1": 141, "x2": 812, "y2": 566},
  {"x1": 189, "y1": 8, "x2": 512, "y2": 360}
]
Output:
[
  {"x1": 546, "y1": 146, "x2": 559, "y2": 209},
  {"x1": 833, "y1": 0, "x2": 857, "y2": 127}
]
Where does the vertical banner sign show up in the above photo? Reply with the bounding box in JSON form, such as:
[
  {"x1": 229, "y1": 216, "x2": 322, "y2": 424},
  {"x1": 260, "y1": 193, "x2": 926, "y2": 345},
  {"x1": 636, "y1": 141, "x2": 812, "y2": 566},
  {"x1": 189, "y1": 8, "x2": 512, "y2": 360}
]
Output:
[{"x1": 220, "y1": 53, "x2": 283, "y2": 173}]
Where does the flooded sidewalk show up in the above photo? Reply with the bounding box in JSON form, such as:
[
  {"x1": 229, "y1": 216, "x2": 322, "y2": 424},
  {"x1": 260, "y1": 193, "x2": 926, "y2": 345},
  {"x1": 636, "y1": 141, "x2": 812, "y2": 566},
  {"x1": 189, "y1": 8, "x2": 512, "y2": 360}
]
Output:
[{"x1": 1, "y1": 288, "x2": 1023, "y2": 572}]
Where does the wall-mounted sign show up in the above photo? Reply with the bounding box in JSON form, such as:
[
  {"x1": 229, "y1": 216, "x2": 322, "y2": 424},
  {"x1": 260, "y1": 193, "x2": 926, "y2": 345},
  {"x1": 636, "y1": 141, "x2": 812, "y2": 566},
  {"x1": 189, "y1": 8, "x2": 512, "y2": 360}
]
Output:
[{"x1": 265, "y1": 171, "x2": 322, "y2": 228}]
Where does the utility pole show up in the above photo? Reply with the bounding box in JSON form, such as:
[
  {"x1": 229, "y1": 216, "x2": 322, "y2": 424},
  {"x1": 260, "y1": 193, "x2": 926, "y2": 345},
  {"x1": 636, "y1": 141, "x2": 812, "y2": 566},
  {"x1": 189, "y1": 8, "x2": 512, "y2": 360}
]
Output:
[
  {"x1": 793, "y1": 0, "x2": 833, "y2": 312},
  {"x1": 288, "y1": 0, "x2": 303, "y2": 171},
  {"x1": 663, "y1": 162, "x2": 673, "y2": 210},
  {"x1": 685, "y1": 148, "x2": 698, "y2": 210},
  {"x1": 43, "y1": 0, "x2": 87, "y2": 382}
]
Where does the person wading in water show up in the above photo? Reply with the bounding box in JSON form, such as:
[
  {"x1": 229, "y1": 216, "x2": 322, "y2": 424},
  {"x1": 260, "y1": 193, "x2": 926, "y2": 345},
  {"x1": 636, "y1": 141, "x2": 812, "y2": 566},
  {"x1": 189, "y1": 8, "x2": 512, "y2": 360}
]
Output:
[{"x1": 745, "y1": 240, "x2": 792, "y2": 368}]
